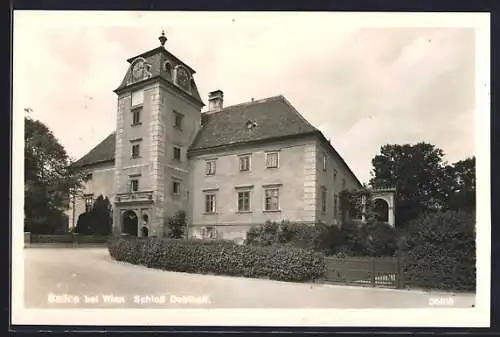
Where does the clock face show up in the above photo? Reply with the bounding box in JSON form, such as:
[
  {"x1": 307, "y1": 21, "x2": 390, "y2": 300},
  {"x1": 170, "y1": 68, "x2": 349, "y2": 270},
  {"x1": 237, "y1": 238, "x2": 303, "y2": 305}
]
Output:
[
  {"x1": 132, "y1": 61, "x2": 145, "y2": 82},
  {"x1": 130, "y1": 59, "x2": 152, "y2": 83},
  {"x1": 176, "y1": 67, "x2": 190, "y2": 90}
]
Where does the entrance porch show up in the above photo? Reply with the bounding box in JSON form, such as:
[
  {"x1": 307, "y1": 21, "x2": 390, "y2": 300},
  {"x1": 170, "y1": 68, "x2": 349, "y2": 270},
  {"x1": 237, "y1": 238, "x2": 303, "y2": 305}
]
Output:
[{"x1": 114, "y1": 191, "x2": 155, "y2": 237}]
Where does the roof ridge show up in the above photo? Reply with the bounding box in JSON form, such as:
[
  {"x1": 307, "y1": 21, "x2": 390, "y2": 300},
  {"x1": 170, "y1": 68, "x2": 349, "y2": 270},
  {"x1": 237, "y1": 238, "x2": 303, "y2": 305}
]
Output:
[{"x1": 210, "y1": 95, "x2": 283, "y2": 113}]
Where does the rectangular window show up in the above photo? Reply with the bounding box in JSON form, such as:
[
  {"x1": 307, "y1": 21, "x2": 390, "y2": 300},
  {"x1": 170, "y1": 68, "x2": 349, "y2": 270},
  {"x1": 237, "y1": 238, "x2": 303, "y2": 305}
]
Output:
[
  {"x1": 132, "y1": 108, "x2": 141, "y2": 125},
  {"x1": 334, "y1": 194, "x2": 338, "y2": 218},
  {"x1": 334, "y1": 169, "x2": 338, "y2": 183},
  {"x1": 264, "y1": 188, "x2": 280, "y2": 211},
  {"x1": 266, "y1": 152, "x2": 279, "y2": 168},
  {"x1": 205, "y1": 160, "x2": 216, "y2": 176},
  {"x1": 173, "y1": 147, "x2": 181, "y2": 161},
  {"x1": 172, "y1": 181, "x2": 181, "y2": 196},
  {"x1": 84, "y1": 194, "x2": 94, "y2": 212},
  {"x1": 130, "y1": 179, "x2": 139, "y2": 192},
  {"x1": 173, "y1": 111, "x2": 183, "y2": 129},
  {"x1": 131, "y1": 90, "x2": 144, "y2": 106},
  {"x1": 237, "y1": 191, "x2": 251, "y2": 212},
  {"x1": 239, "y1": 155, "x2": 251, "y2": 171},
  {"x1": 321, "y1": 188, "x2": 327, "y2": 213},
  {"x1": 323, "y1": 153, "x2": 327, "y2": 171},
  {"x1": 205, "y1": 194, "x2": 216, "y2": 213},
  {"x1": 342, "y1": 178, "x2": 346, "y2": 189},
  {"x1": 131, "y1": 144, "x2": 140, "y2": 158}
]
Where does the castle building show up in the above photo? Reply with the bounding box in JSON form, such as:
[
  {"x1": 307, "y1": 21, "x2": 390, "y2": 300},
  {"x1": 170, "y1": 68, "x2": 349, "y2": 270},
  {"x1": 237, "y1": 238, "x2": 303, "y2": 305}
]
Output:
[{"x1": 69, "y1": 32, "x2": 395, "y2": 242}]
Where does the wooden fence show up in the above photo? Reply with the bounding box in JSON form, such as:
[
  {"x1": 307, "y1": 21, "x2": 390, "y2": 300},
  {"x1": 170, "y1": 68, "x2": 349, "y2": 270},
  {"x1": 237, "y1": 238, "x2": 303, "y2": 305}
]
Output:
[
  {"x1": 323, "y1": 256, "x2": 403, "y2": 289},
  {"x1": 25, "y1": 233, "x2": 109, "y2": 246}
]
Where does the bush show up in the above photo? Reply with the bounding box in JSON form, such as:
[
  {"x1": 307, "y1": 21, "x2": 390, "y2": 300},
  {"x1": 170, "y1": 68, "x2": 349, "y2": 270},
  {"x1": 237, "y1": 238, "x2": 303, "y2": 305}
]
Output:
[
  {"x1": 245, "y1": 221, "x2": 343, "y2": 255},
  {"x1": 339, "y1": 220, "x2": 397, "y2": 257},
  {"x1": 108, "y1": 235, "x2": 326, "y2": 283},
  {"x1": 397, "y1": 210, "x2": 475, "y2": 291},
  {"x1": 244, "y1": 221, "x2": 280, "y2": 246}
]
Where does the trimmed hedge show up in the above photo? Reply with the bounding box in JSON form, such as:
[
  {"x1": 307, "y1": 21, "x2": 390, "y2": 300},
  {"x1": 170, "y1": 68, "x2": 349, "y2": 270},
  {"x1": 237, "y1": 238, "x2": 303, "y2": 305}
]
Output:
[
  {"x1": 28, "y1": 234, "x2": 109, "y2": 244},
  {"x1": 397, "y1": 210, "x2": 476, "y2": 291},
  {"x1": 107, "y1": 235, "x2": 326, "y2": 282},
  {"x1": 30, "y1": 234, "x2": 74, "y2": 244}
]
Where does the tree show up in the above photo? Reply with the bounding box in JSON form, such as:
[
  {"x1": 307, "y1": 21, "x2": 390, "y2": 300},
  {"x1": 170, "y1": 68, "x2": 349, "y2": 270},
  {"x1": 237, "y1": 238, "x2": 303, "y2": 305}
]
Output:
[
  {"x1": 24, "y1": 116, "x2": 83, "y2": 234},
  {"x1": 166, "y1": 210, "x2": 187, "y2": 239},
  {"x1": 75, "y1": 194, "x2": 112, "y2": 235},
  {"x1": 369, "y1": 143, "x2": 449, "y2": 227},
  {"x1": 444, "y1": 157, "x2": 476, "y2": 213}
]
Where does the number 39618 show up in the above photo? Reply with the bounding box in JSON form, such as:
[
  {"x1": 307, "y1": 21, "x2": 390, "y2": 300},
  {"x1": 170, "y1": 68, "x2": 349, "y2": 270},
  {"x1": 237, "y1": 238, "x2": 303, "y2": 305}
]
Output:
[{"x1": 429, "y1": 296, "x2": 454, "y2": 306}]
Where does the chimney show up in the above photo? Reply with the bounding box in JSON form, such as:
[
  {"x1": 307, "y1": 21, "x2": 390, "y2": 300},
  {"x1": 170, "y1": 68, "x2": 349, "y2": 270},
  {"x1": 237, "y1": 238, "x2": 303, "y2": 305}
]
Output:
[{"x1": 208, "y1": 90, "x2": 224, "y2": 112}]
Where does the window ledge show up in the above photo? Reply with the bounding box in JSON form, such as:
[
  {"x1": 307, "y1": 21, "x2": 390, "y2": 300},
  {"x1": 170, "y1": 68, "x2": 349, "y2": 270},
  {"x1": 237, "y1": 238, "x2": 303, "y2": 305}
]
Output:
[
  {"x1": 131, "y1": 122, "x2": 142, "y2": 127},
  {"x1": 131, "y1": 156, "x2": 142, "y2": 159},
  {"x1": 263, "y1": 210, "x2": 281, "y2": 213},
  {"x1": 131, "y1": 104, "x2": 143, "y2": 110},
  {"x1": 236, "y1": 211, "x2": 252, "y2": 214},
  {"x1": 266, "y1": 166, "x2": 279, "y2": 169},
  {"x1": 203, "y1": 212, "x2": 217, "y2": 215}
]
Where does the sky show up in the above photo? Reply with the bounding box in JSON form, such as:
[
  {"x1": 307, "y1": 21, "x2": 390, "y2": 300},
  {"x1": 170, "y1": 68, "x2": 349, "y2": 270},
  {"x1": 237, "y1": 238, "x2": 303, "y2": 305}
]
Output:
[{"x1": 14, "y1": 12, "x2": 481, "y2": 184}]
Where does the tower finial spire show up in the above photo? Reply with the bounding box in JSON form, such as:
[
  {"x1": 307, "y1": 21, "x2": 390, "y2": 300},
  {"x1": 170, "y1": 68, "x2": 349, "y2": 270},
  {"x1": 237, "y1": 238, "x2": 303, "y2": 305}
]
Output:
[{"x1": 159, "y1": 30, "x2": 167, "y2": 47}]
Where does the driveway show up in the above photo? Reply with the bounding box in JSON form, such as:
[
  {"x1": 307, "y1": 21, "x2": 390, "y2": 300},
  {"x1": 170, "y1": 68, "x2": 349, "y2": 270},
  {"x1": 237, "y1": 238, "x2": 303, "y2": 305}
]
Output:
[{"x1": 23, "y1": 247, "x2": 475, "y2": 309}]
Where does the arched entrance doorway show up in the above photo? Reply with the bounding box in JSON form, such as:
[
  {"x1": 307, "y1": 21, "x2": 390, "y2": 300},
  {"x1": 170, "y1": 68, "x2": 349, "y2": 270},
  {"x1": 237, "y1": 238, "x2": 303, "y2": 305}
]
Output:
[
  {"x1": 373, "y1": 198, "x2": 389, "y2": 222},
  {"x1": 122, "y1": 210, "x2": 138, "y2": 236}
]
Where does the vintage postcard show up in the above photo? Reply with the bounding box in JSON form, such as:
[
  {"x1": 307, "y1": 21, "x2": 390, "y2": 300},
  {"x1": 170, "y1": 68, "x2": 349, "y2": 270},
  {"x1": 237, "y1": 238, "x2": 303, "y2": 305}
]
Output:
[{"x1": 12, "y1": 11, "x2": 490, "y2": 328}]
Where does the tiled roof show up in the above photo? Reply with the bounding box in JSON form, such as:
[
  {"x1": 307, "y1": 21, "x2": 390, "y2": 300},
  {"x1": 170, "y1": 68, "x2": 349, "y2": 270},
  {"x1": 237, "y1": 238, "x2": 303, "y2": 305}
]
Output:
[
  {"x1": 189, "y1": 95, "x2": 318, "y2": 151},
  {"x1": 70, "y1": 95, "x2": 362, "y2": 187},
  {"x1": 73, "y1": 95, "x2": 318, "y2": 168},
  {"x1": 71, "y1": 132, "x2": 116, "y2": 168}
]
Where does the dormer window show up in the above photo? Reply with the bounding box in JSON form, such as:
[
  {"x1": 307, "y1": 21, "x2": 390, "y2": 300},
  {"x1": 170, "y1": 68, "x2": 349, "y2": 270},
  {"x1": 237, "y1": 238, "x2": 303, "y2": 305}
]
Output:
[{"x1": 246, "y1": 120, "x2": 258, "y2": 129}]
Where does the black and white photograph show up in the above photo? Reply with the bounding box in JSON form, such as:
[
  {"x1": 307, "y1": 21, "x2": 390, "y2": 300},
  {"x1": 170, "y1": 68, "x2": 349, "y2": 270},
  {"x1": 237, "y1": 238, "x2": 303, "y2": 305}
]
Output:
[{"x1": 12, "y1": 11, "x2": 490, "y2": 327}]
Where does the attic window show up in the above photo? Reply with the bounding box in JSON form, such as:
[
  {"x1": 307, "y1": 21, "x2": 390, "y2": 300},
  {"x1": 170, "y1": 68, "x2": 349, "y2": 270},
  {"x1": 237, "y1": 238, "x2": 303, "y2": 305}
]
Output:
[{"x1": 246, "y1": 120, "x2": 258, "y2": 129}]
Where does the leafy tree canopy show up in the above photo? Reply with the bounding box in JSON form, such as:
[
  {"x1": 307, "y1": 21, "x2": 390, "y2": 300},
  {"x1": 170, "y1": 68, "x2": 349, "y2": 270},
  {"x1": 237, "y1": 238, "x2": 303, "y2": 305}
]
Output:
[
  {"x1": 368, "y1": 142, "x2": 475, "y2": 226},
  {"x1": 25, "y1": 116, "x2": 83, "y2": 234}
]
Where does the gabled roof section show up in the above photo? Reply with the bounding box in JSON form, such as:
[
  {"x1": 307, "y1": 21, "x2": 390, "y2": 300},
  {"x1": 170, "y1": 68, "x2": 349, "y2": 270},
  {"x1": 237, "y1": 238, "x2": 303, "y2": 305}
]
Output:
[
  {"x1": 71, "y1": 132, "x2": 116, "y2": 169},
  {"x1": 189, "y1": 95, "x2": 318, "y2": 151}
]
